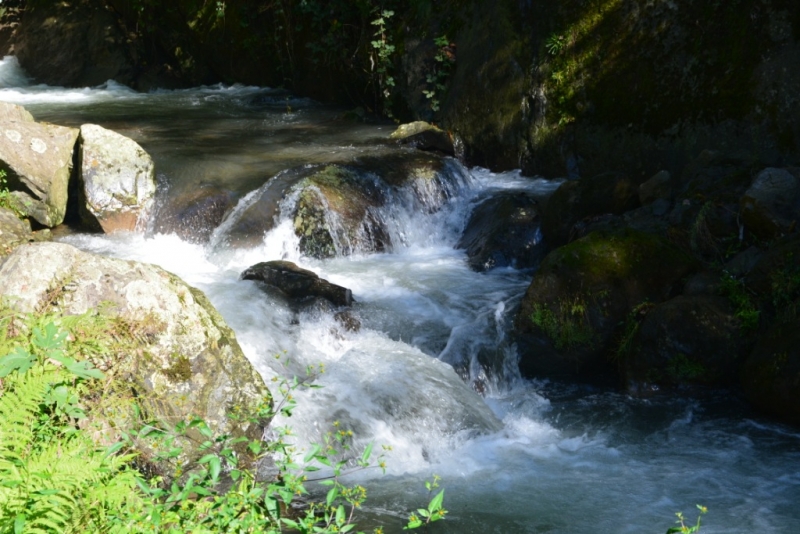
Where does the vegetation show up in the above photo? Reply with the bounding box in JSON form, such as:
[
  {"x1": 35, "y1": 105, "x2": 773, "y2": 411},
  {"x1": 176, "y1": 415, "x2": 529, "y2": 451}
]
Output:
[
  {"x1": 0, "y1": 307, "x2": 447, "y2": 533},
  {"x1": 719, "y1": 272, "x2": 760, "y2": 332},
  {"x1": 666, "y1": 505, "x2": 707, "y2": 534}
]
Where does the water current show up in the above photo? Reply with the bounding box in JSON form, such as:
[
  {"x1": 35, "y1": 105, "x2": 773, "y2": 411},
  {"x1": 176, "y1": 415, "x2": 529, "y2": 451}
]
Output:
[{"x1": 2, "y1": 56, "x2": 799, "y2": 533}]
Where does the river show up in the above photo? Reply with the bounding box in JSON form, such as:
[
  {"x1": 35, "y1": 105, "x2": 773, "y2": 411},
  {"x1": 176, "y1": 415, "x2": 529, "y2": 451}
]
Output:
[{"x1": 2, "y1": 56, "x2": 799, "y2": 533}]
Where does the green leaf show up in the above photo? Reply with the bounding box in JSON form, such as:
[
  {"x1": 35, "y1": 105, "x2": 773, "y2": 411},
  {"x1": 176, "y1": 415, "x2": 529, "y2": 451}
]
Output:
[
  {"x1": 429, "y1": 489, "x2": 445, "y2": 512},
  {"x1": 360, "y1": 442, "x2": 374, "y2": 465},
  {"x1": 13, "y1": 514, "x2": 26, "y2": 534},
  {"x1": 0, "y1": 347, "x2": 35, "y2": 377},
  {"x1": 304, "y1": 444, "x2": 321, "y2": 463},
  {"x1": 326, "y1": 487, "x2": 338, "y2": 507},
  {"x1": 336, "y1": 504, "x2": 346, "y2": 525}
]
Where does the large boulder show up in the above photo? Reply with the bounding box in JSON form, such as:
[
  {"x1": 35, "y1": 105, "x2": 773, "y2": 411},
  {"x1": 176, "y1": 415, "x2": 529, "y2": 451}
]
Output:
[
  {"x1": 0, "y1": 242, "x2": 269, "y2": 461},
  {"x1": 241, "y1": 260, "x2": 353, "y2": 307},
  {"x1": 457, "y1": 191, "x2": 546, "y2": 271},
  {"x1": 78, "y1": 124, "x2": 157, "y2": 232},
  {"x1": 620, "y1": 295, "x2": 743, "y2": 393},
  {"x1": 0, "y1": 102, "x2": 78, "y2": 227},
  {"x1": 515, "y1": 229, "x2": 696, "y2": 379}
]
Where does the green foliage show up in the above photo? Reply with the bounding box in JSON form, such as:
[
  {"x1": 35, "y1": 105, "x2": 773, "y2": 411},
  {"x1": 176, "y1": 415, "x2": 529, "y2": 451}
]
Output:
[
  {"x1": 531, "y1": 295, "x2": 594, "y2": 351},
  {"x1": 666, "y1": 505, "x2": 707, "y2": 534},
  {"x1": 545, "y1": 33, "x2": 566, "y2": 56},
  {"x1": 769, "y1": 265, "x2": 800, "y2": 321},
  {"x1": 0, "y1": 169, "x2": 25, "y2": 219},
  {"x1": 666, "y1": 353, "x2": 707, "y2": 382},
  {"x1": 0, "y1": 314, "x2": 141, "y2": 533},
  {"x1": 422, "y1": 36, "x2": 455, "y2": 112},
  {"x1": 614, "y1": 301, "x2": 653, "y2": 362},
  {"x1": 370, "y1": 8, "x2": 396, "y2": 115},
  {"x1": 404, "y1": 475, "x2": 447, "y2": 530},
  {"x1": 719, "y1": 272, "x2": 759, "y2": 331}
]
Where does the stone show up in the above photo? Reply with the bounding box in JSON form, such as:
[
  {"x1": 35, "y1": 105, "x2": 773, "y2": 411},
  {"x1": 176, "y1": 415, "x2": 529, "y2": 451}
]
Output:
[
  {"x1": 741, "y1": 319, "x2": 800, "y2": 426},
  {"x1": 389, "y1": 121, "x2": 455, "y2": 156},
  {"x1": 0, "y1": 206, "x2": 36, "y2": 256},
  {"x1": 740, "y1": 167, "x2": 800, "y2": 240},
  {"x1": 0, "y1": 102, "x2": 34, "y2": 123},
  {"x1": 621, "y1": 295, "x2": 742, "y2": 393},
  {"x1": 457, "y1": 191, "x2": 546, "y2": 271},
  {"x1": 241, "y1": 260, "x2": 353, "y2": 307},
  {"x1": 515, "y1": 229, "x2": 696, "y2": 380},
  {"x1": 0, "y1": 108, "x2": 78, "y2": 227},
  {"x1": 0, "y1": 242, "x2": 269, "y2": 464},
  {"x1": 541, "y1": 171, "x2": 641, "y2": 247},
  {"x1": 155, "y1": 185, "x2": 236, "y2": 242},
  {"x1": 639, "y1": 170, "x2": 672, "y2": 205},
  {"x1": 78, "y1": 124, "x2": 157, "y2": 232}
]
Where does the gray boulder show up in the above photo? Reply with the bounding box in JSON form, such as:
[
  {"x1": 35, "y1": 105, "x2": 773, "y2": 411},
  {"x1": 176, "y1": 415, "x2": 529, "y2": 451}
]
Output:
[
  {"x1": 0, "y1": 102, "x2": 78, "y2": 227},
  {"x1": 0, "y1": 206, "x2": 46, "y2": 257},
  {"x1": 0, "y1": 242, "x2": 269, "y2": 463},
  {"x1": 78, "y1": 124, "x2": 157, "y2": 232}
]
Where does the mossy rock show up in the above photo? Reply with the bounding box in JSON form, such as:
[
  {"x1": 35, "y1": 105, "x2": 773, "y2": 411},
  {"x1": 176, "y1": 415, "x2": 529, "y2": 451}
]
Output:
[
  {"x1": 621, "y1": 295, "x2": 743, "y2": 394},
  {"x1": 515, "y1": 228, "x2": 696, "y2": 379},
  {"x1": 541, "y1": 172, "x2": 641, "y2": 247}
]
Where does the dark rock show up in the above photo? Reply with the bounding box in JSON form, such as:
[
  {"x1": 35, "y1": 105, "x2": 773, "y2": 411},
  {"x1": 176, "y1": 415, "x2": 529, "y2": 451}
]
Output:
[
  {"x1": 514, "y1": 229, "x2": 696, "y2": 380},
  {"x1": 740, "y1": 167, "x2": 800, "y2": 240},
  {"x1": 457, "y1": 192, "x2": 545, "y2": 271},
  {"x1": 683, "y1": 271, "x2": 722, "y2": 297},
  {"x1": 155, "y1": 185, "x2": 236, "y2": 242},
  {"x1": 639, "y1": 170, "x2": 672, "y2": 205},
  {"x1": 741, "y1": 319, "x2": 800, "y2": 425},
  {"x1": 334, "y1": 310, "x2": 361, "y2": 332},
  {"x1": 621, "y1": 295, "x2": 743, "y2": 392},
  {"x1": 241, "y1": 260, "x2": 353, "y2": 307},
  {"x1": 541, "y1": 172, "x2": 641, "y2": 247}
]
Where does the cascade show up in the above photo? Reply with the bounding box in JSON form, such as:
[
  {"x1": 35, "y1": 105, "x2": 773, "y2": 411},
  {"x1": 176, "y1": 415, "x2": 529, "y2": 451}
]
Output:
[{"x1": 1, "y1": 55, "x2": 799, "y2": 533}]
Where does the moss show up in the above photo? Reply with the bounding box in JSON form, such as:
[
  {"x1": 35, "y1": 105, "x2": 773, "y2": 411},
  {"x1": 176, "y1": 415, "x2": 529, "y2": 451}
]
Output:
[
  {"x1": 530, "y1": 294, "x2": 595, "y2": 350},
  {"x1": 162, "y1": 355, "x2": 193, "y2": 383}
]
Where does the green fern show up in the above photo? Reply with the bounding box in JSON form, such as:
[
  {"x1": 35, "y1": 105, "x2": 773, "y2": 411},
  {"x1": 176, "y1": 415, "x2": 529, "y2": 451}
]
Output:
[{"x1": 0, "y1": 318, "x2": 143, "y2": 534}]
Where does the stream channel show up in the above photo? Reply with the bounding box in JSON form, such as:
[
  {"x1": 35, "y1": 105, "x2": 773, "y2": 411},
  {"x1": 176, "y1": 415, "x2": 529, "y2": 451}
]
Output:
[{"x1": 2, "y1": 56, "x2": 800, "y2": 533}]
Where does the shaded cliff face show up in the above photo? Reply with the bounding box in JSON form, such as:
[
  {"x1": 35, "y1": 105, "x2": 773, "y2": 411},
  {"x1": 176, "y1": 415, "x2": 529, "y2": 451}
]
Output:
[{"x1": 5, "y1": 0, "x2": 800, "y2": 177}]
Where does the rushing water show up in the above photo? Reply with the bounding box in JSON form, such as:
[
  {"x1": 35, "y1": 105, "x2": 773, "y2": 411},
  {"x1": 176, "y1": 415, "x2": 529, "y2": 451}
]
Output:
[{"x1": 2, "y1": 56, "x2": 800, "y2": 533}]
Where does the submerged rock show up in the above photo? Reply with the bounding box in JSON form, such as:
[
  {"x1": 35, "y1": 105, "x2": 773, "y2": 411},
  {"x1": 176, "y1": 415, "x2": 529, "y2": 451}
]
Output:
[
  {"x1": 241, "y1": 260, "x2": 353, "y2": 307},
  {"x1": 0, "y1": 103, "x2": 78, "y2": 227},
  {"x1": 457, "y1": 191, "x2": 545, "y2": 271},
  {"x1": 0, "y1": 242, "x2": 269, "y2": 464},
  {"x1": 77, "y1": 124, "x2": 157, "y2": 232}
]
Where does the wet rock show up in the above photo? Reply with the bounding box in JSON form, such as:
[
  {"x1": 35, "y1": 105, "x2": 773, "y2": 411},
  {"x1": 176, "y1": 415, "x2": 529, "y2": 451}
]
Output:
[
  {"x1": 0, "y1": 106, "x2": 78, "y2": 227},
  {"x1": 155, "y1": 185, "x2": 236, "y2": 242},
  {"x1": 241, "y1": 260, "x2": 353, "y2": 307},
  {"x1": 740, "y1": 319, "x2": 800, "y2": 425},
  {"x1": 0, "y1": 242, "x2": 269, "y2": 465},
  {"x1": 541, "y1": 172, "x2": 641, "y2": 247},
  {"x1": 514, "y1": 229, "x2": 695, "y2": 380},
  {"x1": 77, "y1": 124, "x2": 157, "y2": 233},
  {"x1": 457, "y1": 191, "x2": 545, "y2": 271},
  {"x1": 292, "y1": 165, "x2": 388, "y2": 258},
  {"x1": 390, "y1": 121, "x2": 455, "y2": 156},
  {"x1": 13, "y1": 1, "x2": 133, "y2": 87},
  {"x1": 621, "y1": 295, "x2": 743, "y2": 393},
  {"x1": 740, "y1": 167, "x2": 800, "y2": 240}
]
